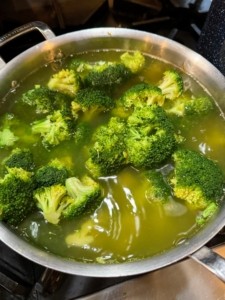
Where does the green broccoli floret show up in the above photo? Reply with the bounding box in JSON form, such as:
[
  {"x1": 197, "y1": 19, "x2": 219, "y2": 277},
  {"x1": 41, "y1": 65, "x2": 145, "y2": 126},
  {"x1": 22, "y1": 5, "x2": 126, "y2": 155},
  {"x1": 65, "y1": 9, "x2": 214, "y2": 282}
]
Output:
[
  {"x1": 85, "y1": 117, "x2": 128, "y2": 178},
  {"x1": 0, "y1": 113, "x2": 40, "y2": 148},
  {"x1": 21, "y1": 85, "x2": 52, "y2": 114},
  {"x1": 31, "y1": 108, "x2": 75, "y2": 147},
  {"x1": 68, "y1": 58, "x2": 92, "y2": 72},
  {"x1": 33, "y1": 184, "x2": 68, "y2": 225},
  {"x1": 69, "y1": 56, "x2": 137, "y2": 89},
  {"x1": 118, "y1": 83, "x2": 165, "y2": 109},
  {"x1": 144, "y1": 169, "x2": 187, "y2": 217},
  {"x1": 144, "y1": 170, "x2": 171, "y2": 203},
  {"x1": 165, "y1": 95, "x2": 214, "y2": 117},
  {"x1": 21, "y1": 85, "x2": 53, "y2": 114},
  {"x1": 21, "y1": 85, "x2": 73, "y2": 114},
  {"x1": 74, "y1": 122, "x2": 92, "y2": 146},
  {"x1": 68, "y1": 58, "x2": 101, "y2": 80},
  {"x1": 185, "y1": 96, "x2": 214, "y2": 115},
  {"x1": 3, "y1": 148, "x2": 35, "y2": 172},
  {"x1": 34, "y1": 158, "x2": 69, "y2": 188},
  {"x1": 63, "y1": 175, "x2": 102, "y2": 218},
  {"x1": 0, "y1": 128, "x2": 18, "y2": 148},
  {"x1": 196, "y1": 202, "x2": 219, "y2": 227},
  {"x1": 33, "y1": 176, "x2": 102, "y2": 224},
  {"x1": 158, "y1": 69, "x2": 183, "y2": 100},
  {"x1": 65, "y1": 219, "x2": 95, "y2": 247},
  {"x1": 170, "y1": 149, "x2": 224, "y2": 210},
  {"x1": 47, "y1": 69, "x2": 81, "y2": 97},
  {"x1": 0, "y1": 167, "x2": 35, "y2": 226},
  {"x1": 120, "y1": 50, "x2": 145, "y2": 73},
  {"x1": 125, "y1": 104, "x2": 177, "y2": 169},
  {"x1": 84, "y1": 63, "x2": 132, "y2": 89},
  {"x1": 71, "y1": 87, "x2": 114, "y2": 119},
  {"x1": 0, "y1": 113, "x2": 19, "y2": 148}
]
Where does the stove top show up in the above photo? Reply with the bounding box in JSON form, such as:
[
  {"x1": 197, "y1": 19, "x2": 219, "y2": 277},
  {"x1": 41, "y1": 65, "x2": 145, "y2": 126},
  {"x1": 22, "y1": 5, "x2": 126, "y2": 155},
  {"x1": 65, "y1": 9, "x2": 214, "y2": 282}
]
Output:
[{"x1": 1, "y1": 1, "x2": 225, "y2": 299}]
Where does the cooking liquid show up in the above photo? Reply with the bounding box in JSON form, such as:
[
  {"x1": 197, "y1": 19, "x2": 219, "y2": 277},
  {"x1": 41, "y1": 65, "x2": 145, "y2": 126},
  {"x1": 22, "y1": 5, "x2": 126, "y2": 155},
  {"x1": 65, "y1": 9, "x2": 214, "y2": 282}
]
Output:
[{"x1": 2, "y1": 50, "x2": 225, "y2": 263}]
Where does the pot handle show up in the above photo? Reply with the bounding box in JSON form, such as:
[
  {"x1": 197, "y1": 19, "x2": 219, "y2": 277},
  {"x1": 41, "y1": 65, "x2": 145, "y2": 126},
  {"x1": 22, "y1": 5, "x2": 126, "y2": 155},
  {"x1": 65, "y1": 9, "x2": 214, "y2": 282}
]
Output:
[
  {"x1": 190, "y1": 246, "x2": 225, "y2": 282},
  {"x1": 0, "y1": 21, "x2": 56, "y2": 69}
]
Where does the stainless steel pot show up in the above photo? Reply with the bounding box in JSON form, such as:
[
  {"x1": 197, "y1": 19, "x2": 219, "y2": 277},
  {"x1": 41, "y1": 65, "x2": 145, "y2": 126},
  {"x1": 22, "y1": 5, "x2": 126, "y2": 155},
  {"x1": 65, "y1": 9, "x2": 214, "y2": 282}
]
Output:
[{"x1": 1, "y1": 21, "x2": 225, "y2": 280}]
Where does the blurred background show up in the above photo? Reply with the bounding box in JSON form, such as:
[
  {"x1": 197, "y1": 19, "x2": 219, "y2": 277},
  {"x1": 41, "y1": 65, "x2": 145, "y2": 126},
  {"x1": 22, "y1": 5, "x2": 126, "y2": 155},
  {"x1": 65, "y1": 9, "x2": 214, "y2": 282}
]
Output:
[{"x1": 0, "y1": 0, "x2": 212, "y2": 61}]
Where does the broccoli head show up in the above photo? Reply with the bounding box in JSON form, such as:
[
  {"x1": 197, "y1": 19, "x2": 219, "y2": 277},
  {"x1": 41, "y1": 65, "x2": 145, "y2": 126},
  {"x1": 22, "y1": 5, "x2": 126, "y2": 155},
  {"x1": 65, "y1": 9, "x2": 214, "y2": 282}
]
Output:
[
  {"x1": 0, "y1": 113, "x2": 19, "y2": 148},
  {"x1": 68, "y1": 58, "x2": 103, "y2": 80},
  {"x1": 158, "y1": 69, "x2": 183, "y2": 100},
  {"x1": 74, "y1": 121, "x2": 92, "y2": 146},
  {"x1": 144, "y1": 170, "x2": 171, "y2": 203},
  {"x1": 85, "y1": 117, "x2": 128, "y2": 178},
  {"x1": 165, "y1": 95, "x2": 214, "y2": 117},
  {"x1": 47, "y1": 69, "x2": 81, "y2": 97},
  {"x1": 71, "y1": 87, "x2": 114, "y2": 118},
  {"x1": 0, "y1": 113, "x2": 40, "y2": 148},
  {"x1": 3, "y1": 148, "x2": 35, "y2": 172},
  {"x1": 170, "y1": 149, "x2": 225, "y2": 209},
  {"x1": 68, "y1": 58, "x2": 92, "y2": 72},
  {"x1": 21, "y1": 85, "x2": 51, "y2": 114},
  {"x1": 84, "y1": 63, "x2": 131, "y2": 89},
  {"x1": 119, "y1": 83, "x2": 165, "y2": 109},
  {"x1": 63, "y1": 175, "x2": 102, "y2": 218},
  {"x1": 33, "y1": 176, "x2": 102, "y2": 224},
  {"x1": 125, "y1": 104, "x2": 177, "y2": 169},
  {"x1": 120, "y1": 50, "x2": 145, "y2": 74},
  {"x1": 33, "y1": 184, "x2": 68, "y2": 225},
  {"x1": 31, "y1": 108, "x2": 75, "y2": 147},
  {"x1": 0, "y1": 128, "x2": 18, "y2": 148},
  {"x1": 0, "y1": 167, "x2": 35, "y2": 226},
  {"x1": 144, "y1": 169, "x2": 187, "y2": 217},
  {"x1": 65, "y1": 219, "x2": 94, "y2": 247},
  {"x1": 21, "y1": 85, "x2": 74, "y2": 114},
  {"x1": 34, "y1": 158, "x2": 69, "y2": 188}
]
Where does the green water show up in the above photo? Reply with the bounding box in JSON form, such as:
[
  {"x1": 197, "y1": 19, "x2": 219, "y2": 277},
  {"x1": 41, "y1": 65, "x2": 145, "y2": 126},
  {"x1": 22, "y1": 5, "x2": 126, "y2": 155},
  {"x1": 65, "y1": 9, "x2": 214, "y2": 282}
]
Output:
[{"x1": 2, "y1": 50, "x2": 225, "y2": 264}]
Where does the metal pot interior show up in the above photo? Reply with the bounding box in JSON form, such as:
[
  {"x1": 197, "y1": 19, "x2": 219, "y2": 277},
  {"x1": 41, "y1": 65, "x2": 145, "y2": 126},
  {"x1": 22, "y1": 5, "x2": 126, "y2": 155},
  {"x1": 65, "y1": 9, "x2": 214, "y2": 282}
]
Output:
[{"x1": 1, "y1": 27, "x2": 225, "y2": 277}]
